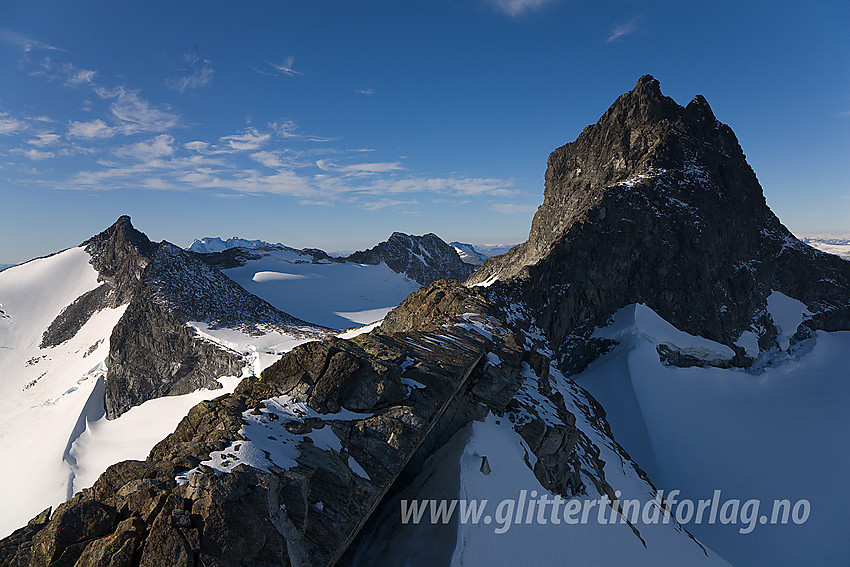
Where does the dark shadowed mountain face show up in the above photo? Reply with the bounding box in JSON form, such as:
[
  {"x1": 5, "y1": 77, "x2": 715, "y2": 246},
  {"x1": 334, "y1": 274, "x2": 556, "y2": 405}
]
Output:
[
  {"x1": 346, "y1": 232, "x2": 475, "y2": 286},
  {"x1": 468, "y1": 74, "x2": 850, "y2": 372}
]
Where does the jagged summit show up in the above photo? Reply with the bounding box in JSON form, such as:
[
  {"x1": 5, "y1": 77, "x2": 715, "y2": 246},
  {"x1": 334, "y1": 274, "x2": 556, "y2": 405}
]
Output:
[
  {"x1": 346, "y1": 231, "x2": 474, "y2": 285},
  {"x1": 83, "y1": 215, "x2": 156, "y2": 261},
  {"x1": 469, "y1": 75, "x2": 850, "y2": 370},
  {"x1": 479, "y1": 74, "x2": 767, "y2": 271}
]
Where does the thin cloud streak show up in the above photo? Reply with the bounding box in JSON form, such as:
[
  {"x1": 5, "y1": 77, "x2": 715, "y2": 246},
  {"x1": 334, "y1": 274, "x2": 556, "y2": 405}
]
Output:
[
  {"x1": 487, "y1": 0, "x2": 556, "y2": 17},
  {"x1": 0, "y1": 28, "x2": 64, "y2": 52},
  {"x1": 607, "y1": 16, "x2": 643, "y2": 42},
  {"x1": 168, "y1": 66, "x2": 214, "y2": 92},
  {"x1": 264, "y1": 56, "x2": 302, "y2": 77}
]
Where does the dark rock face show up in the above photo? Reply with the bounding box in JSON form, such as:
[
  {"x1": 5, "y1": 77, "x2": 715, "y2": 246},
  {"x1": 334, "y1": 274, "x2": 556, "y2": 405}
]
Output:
[
  {"x1": 40, "y1": 216, "x2": 156, "y2": 349},
  {"x1": 347, "y1": 232, "x2": 475, "y2": 286},
  {"x1": 3, "y1": 281, "x2": 615, "y2": 566},
  {"x1": 104, "y1": 289, "x2": 245, "y2": 419},
  {"x1": 83, "y1": 215, "x2": 157, "y2": 305},
  {"x1": 40, "y1": 284, "x2": 112, "y2": 349},
  {"x1": 103, "y1": 239, "x2": 325, "y2": 419},
  {"x1": 469, "y1": 75, "x2": 850, "y2": 371}
]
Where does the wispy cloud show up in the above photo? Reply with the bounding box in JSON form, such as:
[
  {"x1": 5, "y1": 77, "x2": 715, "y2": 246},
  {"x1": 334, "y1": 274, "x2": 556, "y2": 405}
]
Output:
[
  {"x1": 67, "y1": 118, "x2": 116, "y2": 139},
  {"x1": 486, "y1": 0, "x2": 556, "y2": 17},
  {"x1": 251, "y1": 151, "x2": 289, "y2": 169},
  {"x1": 12, "y1": 148, "x2": 55, "y2": 160},
  {"x1": 168, "y1": 66, "x2": 214, "y2": 92},
  {"x1": 26, "y1": 133, "x2": 61, "y2": 146},
  {"x1": 0, "y1": 28, "x2": 63, "y2": 53},
  {"x1": 262, "y1": 56, "x2": 302, "y2": 77},
  {"x1": 115, "y1": 135, "x2": 175, "y2": 161},
  {"x1": 96, "y1": 87, "x2": 179, "y2": 134},
  {"x1": 490, "y1": 203, "x2": 537, "y2": 214},
  {"x1": 0, "y1": 113, "x2": 25, "y2": 135},
  {"x1": 30, "y1": 58, "x2": 96, "y2": 86},
  {"x1": 356, "y1": 88, "x2": 375, "y2": 95},
  {"x1": 220, "y1": 127, "x2": 271, "y2": 151},
  {"x1": 6, "y1": 49, "x2": 517, "y2": 213},
  {"x1": 360, "y1": 198, "x2": 417, "y2": 211},
  {"x1": 269, "y1": 120, "x2": 300, "y2": 138},
  {"x1": 167, "y1": 54, "x2": 214, "y2": 92},
  {"x1": 64, "y1": 66, "x2": 96, "y2": 86},
  {"x1": 340, "y1": 176, "x2": 516, "y2": 197},
  {"x1": 316, "y1": 160, "x2": 405, "y2": 175},
  {"x1": 607, "y1": 16, "x2": 643, "y2": 43}
]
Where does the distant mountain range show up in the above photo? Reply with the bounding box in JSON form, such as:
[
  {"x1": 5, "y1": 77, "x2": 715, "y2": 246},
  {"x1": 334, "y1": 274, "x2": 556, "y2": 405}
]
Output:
[
  {"x1": 189, "y1": 236, "x2": 516, "y2": 267},
  {"x1": 798, "y1": 236, "x2": 850, "y2": 259}
]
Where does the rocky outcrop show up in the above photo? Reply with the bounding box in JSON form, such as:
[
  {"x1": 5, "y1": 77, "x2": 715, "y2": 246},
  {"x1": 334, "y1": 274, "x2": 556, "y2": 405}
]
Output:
[
  {"x1": 469, "y1": 75, "x2": 850, "y2": 371},
  {"x1": 144, "y1": 242, "x2": 311, "y2": 330},
  {"x1": 103, "y1": 288, "x2": 245, "y2": 419},
  {"x1": 3, "y1": 280, "x2": 619, "y2": 566},
  {"x1": 83, "y1": 215, "x2": 157, "y2": 306},
  {"x1": 347, "y1": 232, "x2": 475, "y2": 286}
]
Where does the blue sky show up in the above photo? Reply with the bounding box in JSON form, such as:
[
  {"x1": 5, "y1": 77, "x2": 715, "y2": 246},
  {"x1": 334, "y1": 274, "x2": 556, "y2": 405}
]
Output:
[{"x1": 1, "y1": 0, "x2": 848, "y2": 263}]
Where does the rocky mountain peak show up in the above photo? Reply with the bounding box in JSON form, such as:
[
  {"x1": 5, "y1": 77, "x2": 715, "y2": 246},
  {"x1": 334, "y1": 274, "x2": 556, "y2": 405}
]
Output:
[
  {"x1": 83, "y1": 215, "x2": 156, "y2": 261},
  {"x1": 81, "y1": 215, "x2": 156, "y2": 303},
  {"x1": 346, "y1": 231, "x2": 474, "y2": 285},
  {"x1": 468, "y1": 76, "x2": 850, "y2": 372}
]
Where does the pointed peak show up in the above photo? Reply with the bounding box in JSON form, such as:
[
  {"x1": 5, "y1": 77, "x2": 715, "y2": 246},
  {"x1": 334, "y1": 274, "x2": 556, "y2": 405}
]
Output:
[
  {"x1": 600, "y1": 74, "x2": 680, "y2": 128},
  {"x1": 83, "y1": 215, "x2": 155, "y2": 258},
  {"x1": 634, "y1": 74, "x2": 661, "y2": 94},
  {"x1": 686, "y1": 94, "x2": 716, "y2": 121}
]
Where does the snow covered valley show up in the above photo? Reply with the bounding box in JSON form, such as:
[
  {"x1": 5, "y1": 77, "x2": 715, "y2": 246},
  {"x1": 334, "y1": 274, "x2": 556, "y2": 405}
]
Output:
[
  {"x1": 575, "y1": 302, "x2": 850, "y2": 567},
  {"x1": 218, "y1": 248, "x2": 421, "y2": 329}
]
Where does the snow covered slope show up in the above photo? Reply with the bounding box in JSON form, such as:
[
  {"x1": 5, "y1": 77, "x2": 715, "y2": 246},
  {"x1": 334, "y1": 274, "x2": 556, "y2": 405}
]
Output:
[
  {"x1": 219, "y1": 248, "x2": 421, "y2": 329},
  {"x1": 354, "y1": 381, "x2": 732, "y2": 566},
  {"x1": 0, "y1": 243, "x2": 316, "y2": 539},
  {"x1": 0, "y1": 248, "x2": 121, "y2": 537},
  {"x1": 576, "y1": 301, "x2": 850, "y2": 567}
]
